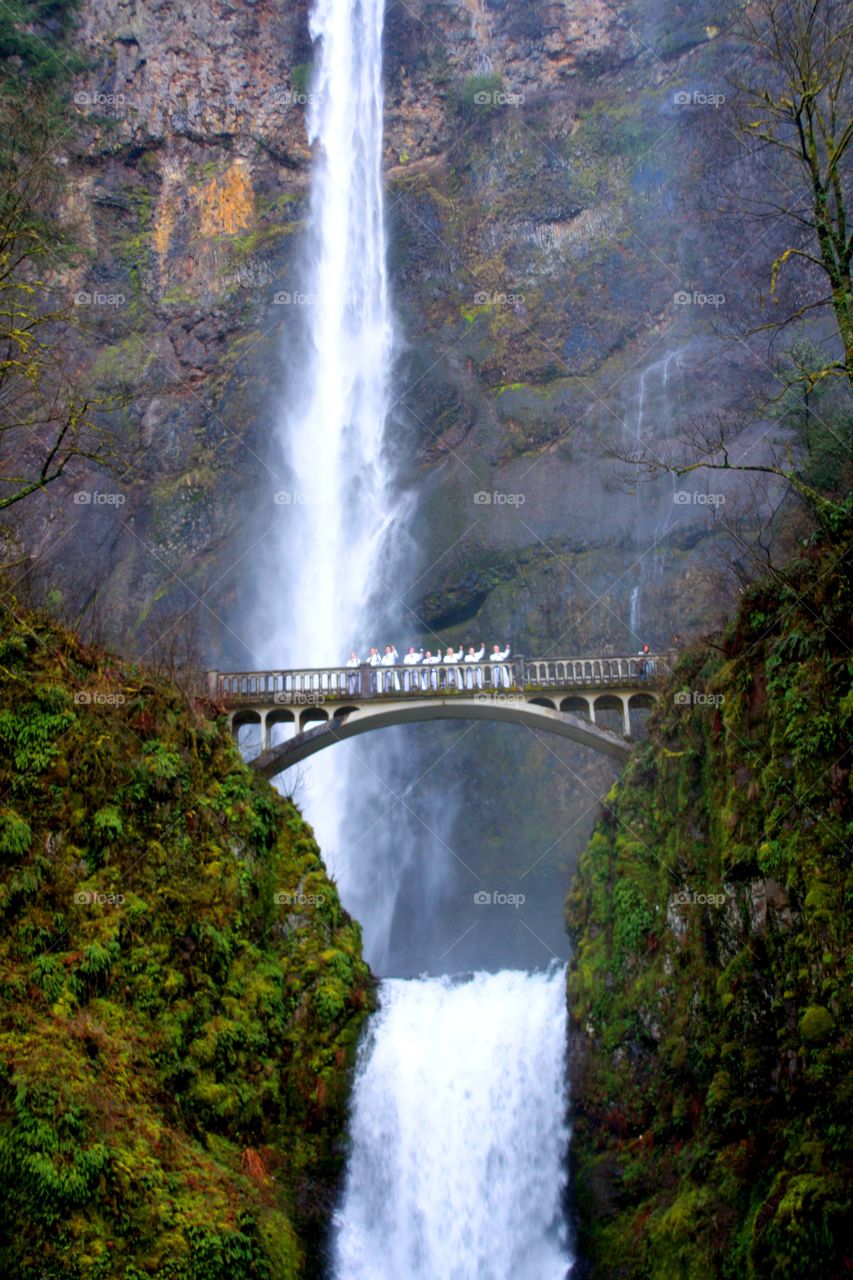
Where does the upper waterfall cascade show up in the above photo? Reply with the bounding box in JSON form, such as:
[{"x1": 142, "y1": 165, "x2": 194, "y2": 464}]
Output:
[
  {"x1": 260, "y1": 0, "x2": 405, "y2": 957},
  {"x1": 266, "y1": 0, "x2": 395, "y2": 671}
]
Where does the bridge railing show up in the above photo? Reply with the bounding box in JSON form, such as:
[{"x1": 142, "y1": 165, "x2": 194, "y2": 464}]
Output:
[
  {"x1": 216, "y1": 667, "x2": 354, "y2": 700},
  {"x1": 524, "y1": 653, "x2": 674, "y2": 687},
  {"x1": 212, "y1": 652, "x2": 675, "y2": 705},
  {"x1": 214, "y1": 662, "x2": 519, "y2": 701}
]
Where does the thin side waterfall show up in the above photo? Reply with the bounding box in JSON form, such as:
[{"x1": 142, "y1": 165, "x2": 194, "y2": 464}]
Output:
[
  {"x1": 333, "y1": 968, "x2": 573, "y2": 1279},
  {"x1": 623, "y1": 346, "x2": 688, "y2": 641}
]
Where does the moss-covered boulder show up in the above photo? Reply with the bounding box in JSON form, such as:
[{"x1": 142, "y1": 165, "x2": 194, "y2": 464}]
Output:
[{"x1": 0, "y1": 599, "x2": 373, "y2": 1279}]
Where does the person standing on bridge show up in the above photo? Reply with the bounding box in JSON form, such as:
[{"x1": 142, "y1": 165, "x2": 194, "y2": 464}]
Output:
[
  {"x1": 402, "y1": 645, "x2": 423, "y2": 691},
  {"x1": 490, "y1": 642, "x2": 512, "y2": 689},
  {"x1": 444, "y1": 644, "x2": 464, "y2": 690},
  {"x1": 367, "y1": 647, "x2": 381, "y2": 693},
  {"x1": 464, "y1": 643, "x2": 486, "y2": 689},
  {"x1": 381, "y1": 644, "x2": 400, "y2": 693},
  {"x1": 422, "y1": 649, "x2": 440, "y2": 691},
  {"x1": 346, "y1": 650, "x2": 360, "y2": 694}
]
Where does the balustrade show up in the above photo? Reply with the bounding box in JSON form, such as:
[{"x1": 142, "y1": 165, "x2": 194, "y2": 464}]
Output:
[{"x1": 212, "y1": 652, "x2": 674, "y2": 707}]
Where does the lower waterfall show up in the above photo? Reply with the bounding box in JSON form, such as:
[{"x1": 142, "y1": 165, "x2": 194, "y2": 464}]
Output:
[{"x1": 333, "y1": 966, "x2": 573, "y2": 1279}]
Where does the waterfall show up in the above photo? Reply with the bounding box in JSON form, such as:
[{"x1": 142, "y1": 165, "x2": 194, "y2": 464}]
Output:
[
  {"x1": 260, "y1": 10, "x2": 574, "y2": 1271},
  {"x1": 271, "y1": 0, "x2": 395, "y2": 666},
  {"x1": 622, "y1": 346, "x2": 689, "y2": 643},
  {"x1": 258, "y1": 0, "x2": 409, "y2": 952},
  {"x1": 333, "y1": 967, "x2": 573, "y2": 1279}
]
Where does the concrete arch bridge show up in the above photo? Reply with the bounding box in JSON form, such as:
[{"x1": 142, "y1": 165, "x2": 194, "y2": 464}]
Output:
[{"x1": 210, "y1": 653, "x2": 673, "y2": 779}]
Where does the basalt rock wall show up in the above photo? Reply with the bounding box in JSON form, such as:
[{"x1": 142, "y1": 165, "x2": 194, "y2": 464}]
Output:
[{"x1": 21, "y1": 0, "x2": 750, "y2": 663}]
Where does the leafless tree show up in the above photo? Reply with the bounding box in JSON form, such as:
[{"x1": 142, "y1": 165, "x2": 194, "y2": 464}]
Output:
[
  {"x1": 608, "y1": 2, "x2": 853, "y2": 542},
  {"x1": 0, "y1": 98, "x2": 114, "y2": 512},
  {"x1": 731, "y1": 0, "x2": 853, "y2": 391},
  {"x1": 138, "y1": 602, "x2": 207, "y2": 702}
]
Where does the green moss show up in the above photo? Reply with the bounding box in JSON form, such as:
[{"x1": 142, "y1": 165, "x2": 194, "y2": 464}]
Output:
[
  {"x1": 227, "y1": 223, "x2": 303, "y2": 260},
  {"x1": 290, "y1": 63, "x2": 312, "y2": 97},
  {"x1": 0, "y1": 809, "x2": 31, "y2": 858},
  {"x1": 460, "y1": 302, "x2": 492, "y2": 325},
  {"x1": 455, "y1": 73, "x2": 505, "y2": 119},
  {"x1": 799, "y1": 1005, "x2": 835, "y2": 1042},
  {"x1": 91, "y1": 333, "x2": 155, "y2": 388},
  {"x1": 567, "y1": 530, "x2": 853, "y2": 1278},
  {"x1": 0, "y1": 600, "x2": 373, "y2": 1278},
  {"x1": 161, "y1": 284, "x2": 200, "y2": 307}
]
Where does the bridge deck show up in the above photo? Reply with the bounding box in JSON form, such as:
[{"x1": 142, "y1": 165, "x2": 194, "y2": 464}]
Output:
[{"x1": 211, "y1": 653, "x2": 674, "y2": 707}]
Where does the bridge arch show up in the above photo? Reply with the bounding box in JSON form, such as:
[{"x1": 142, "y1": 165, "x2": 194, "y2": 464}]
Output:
[
  {"x1": 592, "y1": 693, "x2": 631, "y2": 736},
  {"x1": 300, "y1": 706, "x2": 329, "y2": 733},
  {"x1": 266, "y1": 707, "x2": 295, "y2": 729},
  {"x1": 627, "y1": 691, "x2": 657, "y2": 737},
  {"x1": 244, "y1": 698, "x2": 635, "y2": 779},
  {"x1": 231, "y1": 708, "x2": 263, "y2": 753},
  {"x1": 559, "y1": 695, "x2": 593, "y2": 720}
]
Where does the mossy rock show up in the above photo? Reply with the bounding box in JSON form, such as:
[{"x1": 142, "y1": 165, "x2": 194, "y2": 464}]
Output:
[
  {"x1": 0, "y1": 600, "x2": 374, "y2": 1278},
  {"x1": 798, "y1": 1005, "x2": 835, "y2": 1043},
  {"x1": 567, "y1": 532, "x2": 853, "y2": 1278}
]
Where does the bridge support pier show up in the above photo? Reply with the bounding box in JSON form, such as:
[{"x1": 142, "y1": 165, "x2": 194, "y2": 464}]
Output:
[{"x1": 228, "y1": 708, "x2": 273, "y2": 753}]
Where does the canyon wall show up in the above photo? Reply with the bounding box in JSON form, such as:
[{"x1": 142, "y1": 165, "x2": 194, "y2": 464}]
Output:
[{"x1": 26, "y1": 0, "x2": 745, "y2": 658}]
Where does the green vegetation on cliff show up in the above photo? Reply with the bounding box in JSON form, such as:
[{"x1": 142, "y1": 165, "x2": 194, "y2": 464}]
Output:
[
  {"x1": 567, "y1": 529, "x2": 853, "y2": 1278},
  {"x1": 0, "y1": 601, "x2": 372, "y2": 1279},
  {"x1": 0, "y1": 0, "x2": 81, "y2": 87}
]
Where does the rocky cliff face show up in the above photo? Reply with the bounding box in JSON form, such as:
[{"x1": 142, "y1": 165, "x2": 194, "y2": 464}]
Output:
[
  {"x1": 23, "y1": 0, "x2": 744, "y2": 661},
  {"x1": 17, "y1": 0, "x2": 313, "y2": 648},
  {"x1": 379, "y1": 0, "x2": 752, "y2": 657}
]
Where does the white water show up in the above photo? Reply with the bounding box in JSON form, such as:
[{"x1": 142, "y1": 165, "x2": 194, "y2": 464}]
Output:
[
  {"x1": 623, "y1": 346, "x2": 689, "y2": 641},
  {"x1": 258, "y1": 0, "x2": 407, "y2": 942},
  {"x1": 261, "y1": 12, "x2": 574, "y2": 1273},
  {"x1": 274, "y1": 0, "x2": 395, "y2": 663},
  {"x1": 334, "y1": 968, "x2": 573, "y2": 1280}
]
